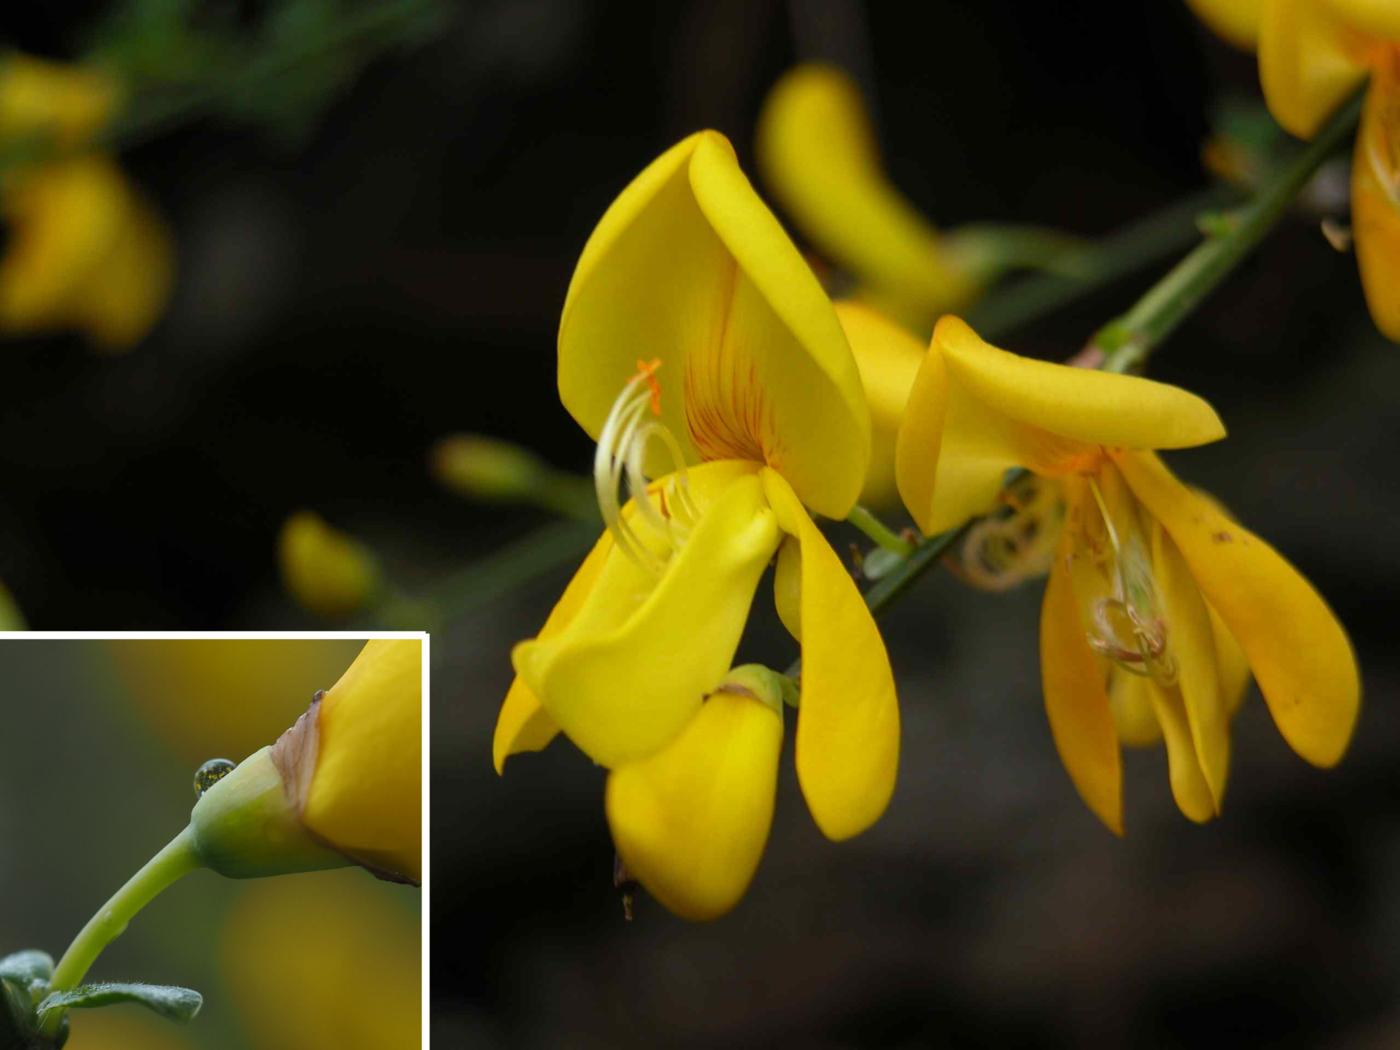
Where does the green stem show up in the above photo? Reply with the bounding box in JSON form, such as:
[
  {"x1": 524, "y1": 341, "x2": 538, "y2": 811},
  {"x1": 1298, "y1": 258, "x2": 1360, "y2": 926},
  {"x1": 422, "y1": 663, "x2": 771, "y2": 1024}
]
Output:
[
  {"x1": 40, "y1": 829, "x2": 201, "y2": 1035},
  {"x1": 1089, "y1": 86, "x2": 1365, "y2": 359},
  {"x1": 966, "y1": 184, "x2": 1240, "y2": 340},
  {"x1": 845, "y1": 505, "x2": 914, "y2": 557}
]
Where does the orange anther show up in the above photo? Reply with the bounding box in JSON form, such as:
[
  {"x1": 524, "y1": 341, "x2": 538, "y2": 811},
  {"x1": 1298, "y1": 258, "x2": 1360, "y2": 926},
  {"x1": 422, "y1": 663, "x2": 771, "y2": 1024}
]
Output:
[{"x1": 636, "y1": 358, "x2": 663, "y2": 416}]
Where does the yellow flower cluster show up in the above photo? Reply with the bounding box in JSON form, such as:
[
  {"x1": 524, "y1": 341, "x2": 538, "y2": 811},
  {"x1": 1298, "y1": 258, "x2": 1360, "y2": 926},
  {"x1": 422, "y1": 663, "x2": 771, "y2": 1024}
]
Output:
[
  {"x1": 0, "y1": 55, "x2": 173, "y2": 349},
  {"x1": 493, "y1": 119, "x2": 1361, "y2": 920}
]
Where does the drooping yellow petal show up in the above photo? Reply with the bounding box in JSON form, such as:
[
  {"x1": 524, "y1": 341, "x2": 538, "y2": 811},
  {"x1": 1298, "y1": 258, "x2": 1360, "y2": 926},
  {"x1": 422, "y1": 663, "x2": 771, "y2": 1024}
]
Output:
[
  {"x1": 762, "y1": 468, "x2": 898, "y2": 841},
  {"x1": 1352, "y1": 53, "x2": 1400, "y2": 341},
  {"x1": 1113, "y1": 449, "x2": 1360, "y2": 767},
  {"x1": 1149, "y1": 515, "x2": 1230, "y2": 809},
  {"x1": 773, "y1": 535, "x2": 803, "y2": 639},
  {"x1": 0, "y1": 157, "x2": 173, "y2": 349},
  {"x1": 1186, "y1": 0, "x2": 1265, "y2": 50},
  {"x1": 895, "y1": 316, "x2": 1226, "y2": 534},
  {"x1": 835, "y1": 300, "x2": 926, "y2": 507},
  {"x1": 557, "y1": 130, "x2": 870, "y2": 518},
  {"x1": 1260, "y1": 0, "x2": 1370, "y2": 138},
  {"x1": 1110, "y1": 671, "x2": 1163, "y2": 747},
  {"x1": 303, "y1": 639, "x2": 422, "y2": 882},
  {"x1": 492, "y1": 529, "x2": 615, "y2": 773},
  {"x1": 755, "y1": 64, "x2": 978, "y2": 328},
  {"x1": 1041, "y1": 533, "x2": 1123, "y2": 834},
  {"x1": 515, "y1": 465, "x2": 780, "y2": 768},
  {"x1": 606, "y1": 680, "x2": 783, "y2": 921},
  {"x1": 1211, "y1": 605, "x2": 1253, "y2": 716},
  {"x1": 1147, "y1": 681, "x2": 1220, "y2": 823}
]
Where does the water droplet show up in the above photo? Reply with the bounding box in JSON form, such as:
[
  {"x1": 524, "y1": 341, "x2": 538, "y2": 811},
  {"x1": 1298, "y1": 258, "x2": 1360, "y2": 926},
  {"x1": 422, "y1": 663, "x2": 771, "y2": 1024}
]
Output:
[{"x1": 193, "y1": 758, "x2": 237, "y2": 798}]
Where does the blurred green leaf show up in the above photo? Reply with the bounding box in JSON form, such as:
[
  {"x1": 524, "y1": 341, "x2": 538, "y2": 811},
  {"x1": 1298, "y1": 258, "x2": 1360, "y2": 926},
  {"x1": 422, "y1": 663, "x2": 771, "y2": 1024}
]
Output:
[{"x1": 0, "y1": 954, "x2": 51, "y2": 988}]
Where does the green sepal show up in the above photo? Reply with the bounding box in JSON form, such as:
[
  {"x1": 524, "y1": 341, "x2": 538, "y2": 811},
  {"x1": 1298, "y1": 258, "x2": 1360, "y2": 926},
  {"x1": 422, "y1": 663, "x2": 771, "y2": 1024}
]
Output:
[
  {"x1": 0, "y1": 950, "x2": 66, "y2": 1050},
  {"x1": 38, "y1": 983, "x2": 202, "y2": 1025}
]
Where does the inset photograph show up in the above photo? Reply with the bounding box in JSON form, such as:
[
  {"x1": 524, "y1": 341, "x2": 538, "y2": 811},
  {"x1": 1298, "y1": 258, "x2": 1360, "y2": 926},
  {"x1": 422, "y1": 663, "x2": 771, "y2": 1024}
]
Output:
[{"x1": 0, "y1": 636, "x2": 423, "y2": 1050}]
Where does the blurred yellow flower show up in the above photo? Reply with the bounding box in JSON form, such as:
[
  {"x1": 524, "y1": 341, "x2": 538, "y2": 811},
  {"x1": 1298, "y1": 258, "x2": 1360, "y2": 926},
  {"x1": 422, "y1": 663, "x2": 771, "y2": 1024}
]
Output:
[
  {"x1": 278, "y1": 511, "x2": 381, "y2": 619},
  {"x1": 756, "y1": 64, "x2": 980, "y2": 330},
  {"x1": 834, "y1": 299, "x2": 926, "y2": 509},
  {"x1": 64, "y1": 1010, "x2": 195, "y2": 1050},
  {"x1": 494, "y1": 131, "x2": 898, "y2": 918},
  {"x1": 222, "y1": 872, "x2": 420, "y2": 1050},
  {"x1": 897, "y1": 317, "x2": 1359, "y2": 830},
  {"x1": 1234, "y1": 0, "x2": 1400, "y2": 339},
  {"x1": 0, "y1": 55, "x2": 173, "y2": 349},
  {"x1": 106, "y1": 638, "x2": 365, "y2": 763}
]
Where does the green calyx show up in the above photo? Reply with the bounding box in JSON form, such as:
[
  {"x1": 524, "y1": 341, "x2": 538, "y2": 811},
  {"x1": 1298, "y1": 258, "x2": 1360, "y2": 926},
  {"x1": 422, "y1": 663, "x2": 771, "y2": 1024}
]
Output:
[{"x1": 188, "y1": 745, "x2": 347, "y2": 879}]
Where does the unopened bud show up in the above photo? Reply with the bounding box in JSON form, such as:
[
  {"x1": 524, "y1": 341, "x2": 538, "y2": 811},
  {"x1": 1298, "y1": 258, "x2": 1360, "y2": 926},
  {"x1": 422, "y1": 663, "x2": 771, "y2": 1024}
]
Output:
[
  {"x1": 430, "y1": 434, "x2": 547, "y2": 502},
  {"x1": 278, "y1": 511, "x2": 379, "y2": 619}
]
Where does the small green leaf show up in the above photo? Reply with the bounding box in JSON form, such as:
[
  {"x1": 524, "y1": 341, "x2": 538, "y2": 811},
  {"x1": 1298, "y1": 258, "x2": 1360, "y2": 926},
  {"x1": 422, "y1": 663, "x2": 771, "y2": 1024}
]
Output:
[
  {"x1": 38, "y1": 983, "x2": 202, "y2": 1024},
  {"x1": 0, "y1": 952, "x2": 52, "y2": 988}
]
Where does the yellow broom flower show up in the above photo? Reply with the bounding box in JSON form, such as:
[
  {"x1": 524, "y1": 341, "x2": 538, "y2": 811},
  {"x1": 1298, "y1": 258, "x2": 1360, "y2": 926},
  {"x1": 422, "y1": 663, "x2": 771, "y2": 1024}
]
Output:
[{"x1": 896, "y1": 317, "x2": 1360, "y2": 830}]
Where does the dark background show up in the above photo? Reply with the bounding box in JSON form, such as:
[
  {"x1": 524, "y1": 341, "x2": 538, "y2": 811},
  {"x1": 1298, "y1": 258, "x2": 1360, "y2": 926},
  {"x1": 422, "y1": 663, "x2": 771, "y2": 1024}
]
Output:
[{"x1": 5, "y1": 1, "x2": 1400, "y2": 1047}]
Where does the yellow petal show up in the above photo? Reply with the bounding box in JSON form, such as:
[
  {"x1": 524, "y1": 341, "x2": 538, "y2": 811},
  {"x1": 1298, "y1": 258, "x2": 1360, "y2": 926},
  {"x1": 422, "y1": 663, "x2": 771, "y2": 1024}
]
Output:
[
  {"x1": 773, "y1": 534, "x2": 803, "y2": 639},
  {"x1": 221, "y1": 873, "x2": 420, "y2": 1050},
  {"x1": 1041, "y1": 536, "x2": 1123, "y2": 834},
  {"x1": 0, "y1": 54, "x2": 118, "y2": 146},
  {"x1": 1353, "y1": 57, "x2": 1400, "y2": 341},
  {"x1": 278, "y1": 511, "x2": 380, "y2": 619},
  {"x1": 1149, "y1": 514, "x2": 1230, "y2": 809},
  {"x1": 1110, "y1": 671, "x2": 1163, "y2": 747},
  {"x1": 515, "y1": 466, "x2": 780, "y2": 768},
  {"x1": 0, "y1": 157, "x2": 173, "y2": 349},
  {"x1": 558, "y1": 130, "x2": 870, "y2": 518},
  {"x1": 606, "y1": 681, "x2": 783, "y2": 921},
  {"x1": 1186, "y1": 0, "x2": 1264, "y2": 50},
  {"x1": 1147, "y1": 681, "x2": 1220, "y2": 823},
  {"x1": 762, "y1": 468, "x2": 898, "y2": 841},
  {"x1": 1260, "y1": 0, "x2": 1369, "y2": 138},
  {"x1": 1114, "y1": 450, "x2": 1360, "y2": 767},
  {"x1": 492, "y1": 530, "x2": 616, "y2": 773},
  {"x1": 1211, "y1": 605, "x2": 1253, "y2": 716},
  {"x1": 895, "y1": 316, "x2": 1225, "y2": 534},
  {"x1": 835, "y1": 300, "x2": 927, "y2": 508},
  {"x1": 755, "y1": 64, "x2": 978, "y2": 328},
  {"x1": 303, "y1": 639, "x2": 422, "y2": 882}
]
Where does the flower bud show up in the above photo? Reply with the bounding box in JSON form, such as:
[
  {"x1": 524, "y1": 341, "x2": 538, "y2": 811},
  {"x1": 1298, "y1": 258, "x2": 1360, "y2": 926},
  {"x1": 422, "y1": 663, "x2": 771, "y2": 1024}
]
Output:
[
  {"x1": 278, "y1": 511, "x2": 380, "y2": 619},
  {"x1": 189, "y1": 640, "x2": 422, "y2": 884},
  {"x1": 430, "y1": 434, "x2": 547, "y2": 502}
]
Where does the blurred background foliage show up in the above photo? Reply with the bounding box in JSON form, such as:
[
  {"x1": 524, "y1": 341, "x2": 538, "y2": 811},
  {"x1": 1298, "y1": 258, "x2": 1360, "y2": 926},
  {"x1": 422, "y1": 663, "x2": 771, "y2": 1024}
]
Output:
[
  {"x1": 0, "y1": 640, "x2": 421, "y2": 1050},
  {"x1": 2, "y1": 0, "x2": 1399, "y2": 1047}
]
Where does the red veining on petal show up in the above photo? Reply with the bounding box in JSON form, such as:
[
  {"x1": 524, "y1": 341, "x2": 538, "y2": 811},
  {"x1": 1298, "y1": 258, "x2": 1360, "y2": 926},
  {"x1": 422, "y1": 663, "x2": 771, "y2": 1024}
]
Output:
[{"x1": 682, "y1": 262, "x2": 770, "y2": 465}]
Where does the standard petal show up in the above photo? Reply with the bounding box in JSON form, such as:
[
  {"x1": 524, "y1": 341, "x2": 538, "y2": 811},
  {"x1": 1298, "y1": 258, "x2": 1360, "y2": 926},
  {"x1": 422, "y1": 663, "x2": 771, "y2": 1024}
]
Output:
[
  {"x1": 689, "y1": 133, "x2": 871, "y2": 517},
  {"x1": 1186, "y1": 0, "x2": 1264, "y2": 50},
  {"x1": 1114, "y1": 450, "x2": 1360, "y2": 767},
  {"x1": 558, "y1": 132, "x2": 724, "y2": 463},
  {"x1": 1353, "y1": 60, "x2": 1400, "y2": 342},
  {"x1": 606, "y1": 686, "x2": 783, "y2": 921},
  {"x1": 515, "y1": 469, "x2": 780, "y2": 768},
  {"x1": 1322, "y1": 0, "x2": 1400, "y2": 40},
  {"x1": 1150, "y1": 517, "x2": 1230, "y2": 809},
  {"x1": 935, "y1": 317, "x2": 1227, "y2": 453},
  {"x1": 492, "y1": 529, "x2": 615, "y2": 773},
  {"x1": 1041, "y1": 538, "x2": 1123, "y2": 834},
  {"x1": 762, "y1": 469, "x2": 898, "y2": 840},
  {"x1": 755, "y1": 64, "x2": 977, "y2": 327},
  {"x1": 1147, "y1": 682, "x2": 1219, "y2": 823},
  {"x1": 1259, "y1": 0, "x2": 1369, "y2": 138},
  {"x1": 835, "y1": 300, "x2": 927, "y2": 508}
]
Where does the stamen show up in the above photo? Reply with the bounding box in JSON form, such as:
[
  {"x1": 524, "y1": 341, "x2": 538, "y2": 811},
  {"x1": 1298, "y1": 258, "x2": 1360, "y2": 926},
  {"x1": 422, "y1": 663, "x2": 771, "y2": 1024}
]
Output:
[
  {"x1": 593, "y1": 361, "x2": 697, "y2": 572},
  {"x1": 1080, "y1": 476, "x2": 1177, "y2": 687},
  {"x1": 951, "y1": 474, "x2": 1063, "y2": 591}
]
